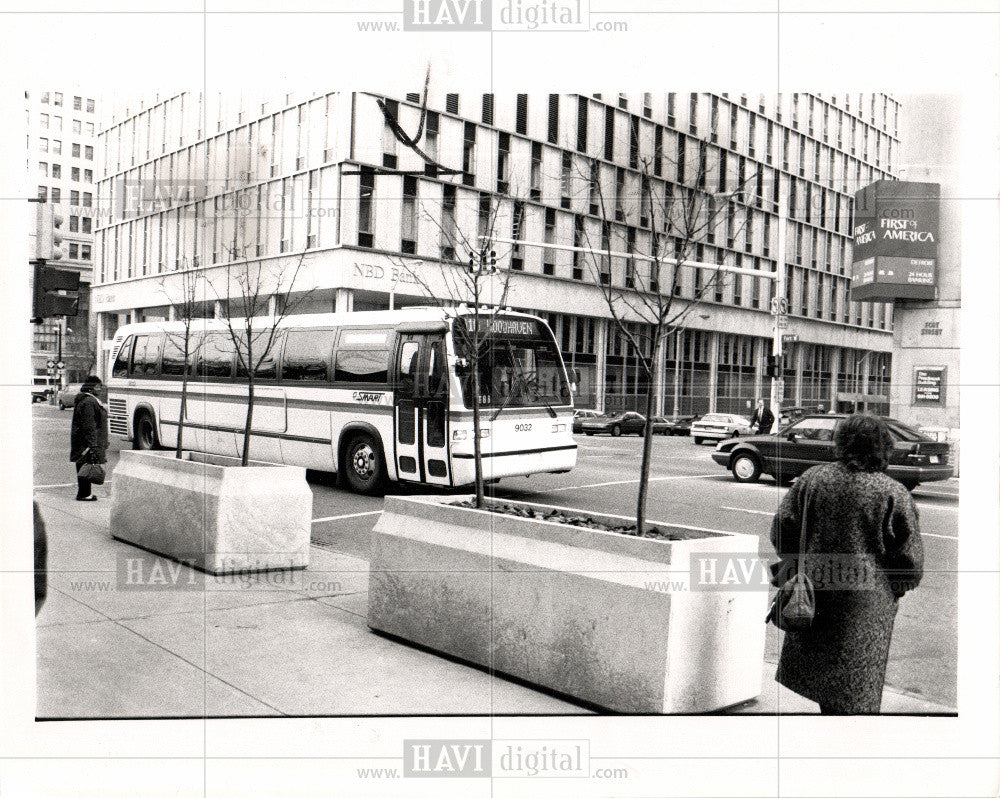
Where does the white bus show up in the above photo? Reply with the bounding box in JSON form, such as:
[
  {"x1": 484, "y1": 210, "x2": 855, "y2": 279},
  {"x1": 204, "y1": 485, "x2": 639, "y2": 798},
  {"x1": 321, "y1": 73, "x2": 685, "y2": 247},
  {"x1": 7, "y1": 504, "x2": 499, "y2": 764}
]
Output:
[{"x1": 106, "y1": 307, "x2": 577, "y2": 494}]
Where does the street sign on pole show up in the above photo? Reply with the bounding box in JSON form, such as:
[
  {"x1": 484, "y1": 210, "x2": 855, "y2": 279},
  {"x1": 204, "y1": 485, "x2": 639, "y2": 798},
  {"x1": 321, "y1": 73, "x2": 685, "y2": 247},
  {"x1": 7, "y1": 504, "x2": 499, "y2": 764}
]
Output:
[
  {"x1": 770, "y1": 297, "x2": 788, "y2": 316},
  {"x1": 781, "y1": 333, "x2": 798, "y2": 343},
  {"x1": 56, "y1": 360, "x2": 65, "y2": 370},
  {"x1": 776, "y1": 315, "x2": 789, "y2": 329},
  {"x1": 47, "y1": 359, "x2": 55, "y2": 369}
]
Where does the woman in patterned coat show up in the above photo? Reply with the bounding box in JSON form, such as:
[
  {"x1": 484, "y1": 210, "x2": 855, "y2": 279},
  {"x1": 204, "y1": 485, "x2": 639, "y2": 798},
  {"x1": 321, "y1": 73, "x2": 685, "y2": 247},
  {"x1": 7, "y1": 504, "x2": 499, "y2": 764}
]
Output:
[{"x1": 770, "y1": 413, "x2": 924, "y2": 714}]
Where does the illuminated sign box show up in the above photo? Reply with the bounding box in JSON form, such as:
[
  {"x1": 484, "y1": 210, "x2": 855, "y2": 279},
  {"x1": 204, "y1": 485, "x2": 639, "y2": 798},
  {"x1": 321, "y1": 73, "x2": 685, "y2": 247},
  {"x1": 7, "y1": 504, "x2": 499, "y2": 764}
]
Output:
[{"x1": 850, "y1": 180, "x2": 940, "y2": 302}]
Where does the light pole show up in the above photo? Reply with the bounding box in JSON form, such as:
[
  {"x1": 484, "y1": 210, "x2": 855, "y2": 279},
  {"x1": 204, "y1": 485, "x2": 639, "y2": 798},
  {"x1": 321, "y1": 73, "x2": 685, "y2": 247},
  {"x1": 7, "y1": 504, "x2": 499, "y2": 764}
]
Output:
[{"x1": 767, "y1": 174, "x2": 789, "y2": 432}]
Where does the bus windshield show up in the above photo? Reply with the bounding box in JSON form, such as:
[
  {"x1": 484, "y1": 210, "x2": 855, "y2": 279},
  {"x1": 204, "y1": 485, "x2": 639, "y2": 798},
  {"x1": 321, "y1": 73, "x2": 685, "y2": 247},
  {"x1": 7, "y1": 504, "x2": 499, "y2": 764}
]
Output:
[{"x1": 454, "y1": 316, "x2": 570, "y2": 410}]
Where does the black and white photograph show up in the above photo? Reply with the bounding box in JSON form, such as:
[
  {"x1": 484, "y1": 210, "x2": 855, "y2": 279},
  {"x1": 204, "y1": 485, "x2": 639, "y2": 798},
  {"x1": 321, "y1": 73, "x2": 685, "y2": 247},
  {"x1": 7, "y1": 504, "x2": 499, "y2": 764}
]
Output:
[{"x1": 2, "y1": 2, "x2": 998, "y2": 796}]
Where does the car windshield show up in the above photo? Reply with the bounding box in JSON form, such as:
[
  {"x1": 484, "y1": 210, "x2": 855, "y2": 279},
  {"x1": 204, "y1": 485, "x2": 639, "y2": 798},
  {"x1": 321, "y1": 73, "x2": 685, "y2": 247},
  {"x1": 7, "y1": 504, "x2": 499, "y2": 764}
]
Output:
[
  {"x1": 700, "y1": 414, "x2": 729, "y2": 423},
  {"x1": 454, "y1": 316, "x2": 570, "y2": 410}
]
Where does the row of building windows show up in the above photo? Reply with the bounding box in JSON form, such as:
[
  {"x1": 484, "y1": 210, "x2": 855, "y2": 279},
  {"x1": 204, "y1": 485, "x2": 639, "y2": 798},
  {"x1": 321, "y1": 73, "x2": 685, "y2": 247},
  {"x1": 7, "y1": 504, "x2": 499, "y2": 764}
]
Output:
[
  {"x1": 33, "y1": 114, "x2": 95, "y2": 136},
  {"x1": 32, "y1": 92, "x2": 96, "y2": 113},
  {"x1": 36, "y1": 139, "x2": 94, "y2": 159},
  {"x1": 36, "y1": 187, "x2": 93, "y2": 206},
  {"x1": 38, "y1": 163, "x2": 93, "y2": 183}
]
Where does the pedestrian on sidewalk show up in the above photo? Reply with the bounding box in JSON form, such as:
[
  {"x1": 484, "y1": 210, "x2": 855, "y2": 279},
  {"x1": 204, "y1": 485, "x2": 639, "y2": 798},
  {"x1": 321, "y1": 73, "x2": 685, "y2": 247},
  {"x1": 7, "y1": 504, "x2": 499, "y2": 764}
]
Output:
[
  {"x1": 750, "y1": 399, "x2": 774, "y2": 434},
  {"x1": 70, "y1": 375, "x2": 108, "y2": 502},
  {"x1": 769, "y1": 413, "x2": 924, "y2": 714}
]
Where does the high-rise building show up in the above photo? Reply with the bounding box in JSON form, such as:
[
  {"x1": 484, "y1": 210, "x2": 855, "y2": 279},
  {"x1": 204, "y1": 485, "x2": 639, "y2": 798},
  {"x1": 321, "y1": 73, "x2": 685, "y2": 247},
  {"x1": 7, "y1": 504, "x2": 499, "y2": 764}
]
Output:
[
  {"x1": 26, "y1": 89, "x2": 99, "y2": 386},
  {"x1": 93, "y1": 91, "x2": 899, "y2": 415}
]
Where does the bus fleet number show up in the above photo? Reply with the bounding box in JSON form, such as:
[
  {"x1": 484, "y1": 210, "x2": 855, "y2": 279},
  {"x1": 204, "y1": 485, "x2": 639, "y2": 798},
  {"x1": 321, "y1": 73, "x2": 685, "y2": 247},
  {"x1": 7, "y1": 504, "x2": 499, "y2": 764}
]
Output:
[{"x1": 514, "y1": 423, "x2": 532, "y2": 432}]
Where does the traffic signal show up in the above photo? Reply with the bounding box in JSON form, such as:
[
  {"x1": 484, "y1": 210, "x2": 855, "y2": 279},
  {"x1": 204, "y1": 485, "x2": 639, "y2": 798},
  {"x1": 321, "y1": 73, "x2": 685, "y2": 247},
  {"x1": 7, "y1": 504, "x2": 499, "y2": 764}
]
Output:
[
  {"x1": 32, "y1": 263, "x2": 80, "y2": 319},
  {"x1": 765, "y1": 354, "x2": 781, "y2": 378}
]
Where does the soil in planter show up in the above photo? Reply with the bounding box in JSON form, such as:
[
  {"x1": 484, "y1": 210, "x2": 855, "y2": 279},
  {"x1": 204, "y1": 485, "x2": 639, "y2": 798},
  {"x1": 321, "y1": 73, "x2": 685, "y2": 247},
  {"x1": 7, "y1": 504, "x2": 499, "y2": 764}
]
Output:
[{"x1": 450, "y1": 500, "x2": 705, "y2": 541}]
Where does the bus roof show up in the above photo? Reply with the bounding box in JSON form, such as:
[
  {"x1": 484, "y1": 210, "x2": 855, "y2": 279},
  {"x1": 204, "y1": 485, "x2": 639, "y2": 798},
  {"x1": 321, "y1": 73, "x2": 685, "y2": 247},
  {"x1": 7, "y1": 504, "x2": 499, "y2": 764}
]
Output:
[{"x1": 110, "y1": 306, "x2": 547, "y2": 338}]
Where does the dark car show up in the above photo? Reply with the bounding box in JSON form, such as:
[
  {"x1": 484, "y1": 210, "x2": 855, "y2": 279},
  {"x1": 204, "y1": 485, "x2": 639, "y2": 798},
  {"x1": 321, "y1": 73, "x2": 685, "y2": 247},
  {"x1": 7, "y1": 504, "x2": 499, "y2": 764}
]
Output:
[
  {"x1": 31, "y1": 386, "x2": 53, "y2": 403},
  {"x1": 581, "y1": 411, "x2": 647, "y2": 437},
  {"x1": 710, "y1": 414, "x2": 953, "y2": 490},
  {"x1": 655, "y1": 414, "x2": 699, "y2": 436},
  {"x1": 572, "y1": 409, "x2": 600, "y2": 433}
]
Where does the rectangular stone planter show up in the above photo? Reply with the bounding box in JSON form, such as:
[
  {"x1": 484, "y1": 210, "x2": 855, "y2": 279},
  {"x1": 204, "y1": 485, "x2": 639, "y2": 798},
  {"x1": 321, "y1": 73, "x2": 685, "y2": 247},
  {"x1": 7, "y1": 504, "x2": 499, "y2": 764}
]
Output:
[
  {"x1": 110, "y1": 450, "x2": 312, "y2": 575},
  {"x1": 368, "y1": 495, "x2": 767, "y2": 714}
]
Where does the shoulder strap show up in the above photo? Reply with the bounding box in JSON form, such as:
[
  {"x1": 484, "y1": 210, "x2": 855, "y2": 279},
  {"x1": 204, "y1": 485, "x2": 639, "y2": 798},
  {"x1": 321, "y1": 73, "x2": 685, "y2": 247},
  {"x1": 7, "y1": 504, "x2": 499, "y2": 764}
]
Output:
[{"x1": 797, "y1": 479, "x2": 812, "y2": 571}]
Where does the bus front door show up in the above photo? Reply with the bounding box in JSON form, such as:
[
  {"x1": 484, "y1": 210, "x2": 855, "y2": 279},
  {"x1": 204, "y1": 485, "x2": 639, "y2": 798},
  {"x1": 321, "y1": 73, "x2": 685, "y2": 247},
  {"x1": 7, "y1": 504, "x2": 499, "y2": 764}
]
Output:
[{"x1": 393, "y1": 334, "x2": 450, "y2": 486}]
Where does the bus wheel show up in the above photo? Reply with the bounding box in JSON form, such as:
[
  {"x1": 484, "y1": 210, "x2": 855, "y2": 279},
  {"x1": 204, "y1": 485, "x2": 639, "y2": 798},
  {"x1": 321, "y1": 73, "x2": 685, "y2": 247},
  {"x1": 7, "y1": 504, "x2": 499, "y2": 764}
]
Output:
[
  {"x1": 343, "y1": 433, "x2": 385, "y2": 495},
  {"x1": 133, "y1": 410, "x2": 159, "y2": 450}
]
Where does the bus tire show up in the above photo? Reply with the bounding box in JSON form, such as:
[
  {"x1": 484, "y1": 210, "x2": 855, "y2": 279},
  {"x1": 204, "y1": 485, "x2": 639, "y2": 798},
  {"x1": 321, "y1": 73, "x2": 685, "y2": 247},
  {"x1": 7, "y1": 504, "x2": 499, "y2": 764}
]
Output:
[
  {"x1": 342, "y1": 433, "x2": 386, "y2": 495},
  {"x1": 133, "y1": 409, "x2": 160, "y2": 450}
]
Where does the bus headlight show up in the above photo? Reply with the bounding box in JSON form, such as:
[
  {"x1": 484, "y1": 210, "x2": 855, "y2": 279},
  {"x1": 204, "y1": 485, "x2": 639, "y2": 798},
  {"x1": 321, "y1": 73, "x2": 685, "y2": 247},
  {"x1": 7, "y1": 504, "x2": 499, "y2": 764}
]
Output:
[
  {"x1": 551, "y1": 423, "x2": 566, "y2": 433},
  {"x1": 452, "y1": 430, "x2": 468, "y2": 441}
]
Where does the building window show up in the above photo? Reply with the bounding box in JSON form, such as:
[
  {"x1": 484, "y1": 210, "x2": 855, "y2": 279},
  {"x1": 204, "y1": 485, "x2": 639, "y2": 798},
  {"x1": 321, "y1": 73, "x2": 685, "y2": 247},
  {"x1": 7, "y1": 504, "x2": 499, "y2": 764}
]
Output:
[
  {"x1": 573, "y1": 215, "x2": 585, "y2": 280},
  {"x1": 86, "y1": 98, "x2": 95, "y2": 113},
  {"x1": 381, "y1": 98, "x2": 398, "y2": 169},
  {"x1": 37, "y1": 186, "x2": 47, "y2": 201},
  {"x1": 39, "y1": 138, "x2": 48, "y2": 153},
  {"x1": 642, "y1": 93, "x2": 652, "y2": 118},
  {"x1": 530, "y1": 142, "x2": 542, "y2": 200},
  {"x1": 72, "y1": 142, "x2": 80, "y2": 157},
  {"x1": 481, "y1": 93, "x2": 494, "y2": 125},
  {"x1": 667, "y1": 93, "x2": 676, "y2": 127},
  {"x1": 599, "y1": 222, "x2": 611, "y2": 284},
  {"x1": 560, "y1": 151, "x2": 572, "y2": 209},
  {"x1": 614, "y1": 167, "x2": 625, "y2": 221},
  {"x1": 39, "y1": 113, "x2": 49, "y2": 129},
  {"x1": 547, "y1": 94, "x2": 559, "y2": 144},
  {"x1": 84, "y1": 168, "x2": 93, "y2": 182},
  {"x1": 445, "y1": 93, "x2": 459, "y2": 115},
  {"x1": 477, "y1": 193, "x2": 491, "y2": 251},
  {"x1": 73, "y1": 96, "x2": 81, "y2": 110},
  {"x1": 588, "y1": 159, "x2": 600, "y2": 215},
  {"x1": 676, "y1": 135, "x2": 685, "y2": 183},
  {"x1": 497, "y1": 132, "x2": 510, "y2": 193},
  {"x1": 82, "y1": 216, "x2": 92, "y2": 233},
  {"x1": 70, "y1": 190, "x2": 80, "y2": 205},
  {"x1": 577, "y1": 96, "x2": 588, "y2": 153},
  {"x1": 401, "y1": 175, "x2": 418, "y2": 254},
  {"x1": 543, "y1": 207, "x2": 556, "y2": 275},
  {"x1": 81, "y1": 244, "x2": 91, "y2": 260},
  {"x1": 625, "y1": 226, "x2": 636, "y2": 288},
  {"x1": 71, "y1": 166, "x2": 80, "y2": 181},
  {"x1": 515, "y1": 94, "x2": 528, "y2": 135},
  {"x1": 54, "y1": 92, "x2": 63, "y2": 106},
  {"x1": 82, "y1": 192, "x2": 91, "y2": 207},
  {"x1": 510, "y1": 199, "x2": 524, "y2": 270},
  {"x1": 604, "y1": 105, "x2": 615, "y2": 161},
  {"x1": 654, "y1": 125, "x2": 663, "y2": 176},
  {"x1": 39, "y1": 161, "x2": 48, "y2": 176},
  {"x1": 358, "y1": 167, "x2": 375, "y2": 248},
  {"x1": 40, "y1": 92, "x2": 49, "y2": 104},
  {"x1": 51, "y1": 188, "x2": 61, "y2": 203},
  {"x1": 72, "y1": 119, "x2": 81, "y2": 134},
  {"x1": 441, "y1": 184, "x2": 457, "y2": 261},
  {"x1": 85, "y1": 144, "x2": 93, "y2": 160},
  {"x1": 628, "y1": 114, "x2": 639, "y2": 169},
  {"x1": 51, "y1": 163, "x2": 61, "y2": 178},
  {"x1": 424, "y1": 111, "x2": 439, "y2": 176},
  {"x1": 69, "y1": 243, "x2": 79, "y2": 259},
  {"x1": 462, "y1": 122, "x2": 476, "y2": 186},
  {"x1": 688, "y1": 93, "x2": 698, "y2": 134}
]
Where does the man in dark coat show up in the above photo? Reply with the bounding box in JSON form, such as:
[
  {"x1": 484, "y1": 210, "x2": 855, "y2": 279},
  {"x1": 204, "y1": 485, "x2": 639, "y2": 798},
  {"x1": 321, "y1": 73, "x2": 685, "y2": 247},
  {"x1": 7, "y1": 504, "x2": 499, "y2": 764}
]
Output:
[
  {"x1": 770, "y1": 413, "x2": 923, "y2": 714},
  {"x1": 70, "y1": 375, "x2": 108, "y2": 501},
  {"x1": 750, "y1": 399, "x2": 775, "y2": 434}
]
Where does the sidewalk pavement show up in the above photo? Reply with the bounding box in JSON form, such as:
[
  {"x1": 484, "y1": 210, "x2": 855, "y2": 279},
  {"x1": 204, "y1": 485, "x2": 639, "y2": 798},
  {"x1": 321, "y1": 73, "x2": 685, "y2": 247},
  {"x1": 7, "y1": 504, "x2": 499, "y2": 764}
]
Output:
[{"x1": 33, "y1": 487, "x2": 956, "y2": 718}]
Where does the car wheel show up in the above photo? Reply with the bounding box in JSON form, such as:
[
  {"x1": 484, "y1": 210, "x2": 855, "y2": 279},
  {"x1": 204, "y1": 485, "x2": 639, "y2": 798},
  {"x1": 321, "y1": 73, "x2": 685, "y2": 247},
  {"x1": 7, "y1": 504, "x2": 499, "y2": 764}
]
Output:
[
  {"x1": 611, "y1": 425, "x2": 621, "y2": 437},
  {"x1": 133, "y1": 410, "x2": 160, "y2": 450},
  {"x1": 693, "y1": 437, "x2": 703, "y2": 445},
  {"x1": 731, "y1": 452, "x2": 762, "y2": 483},
  {"x1": 342, "y1": 433, "x2": 386, "y2": 495},
  {"x1": 585, "y1": 432, "x2": 594, "y2": 436}
]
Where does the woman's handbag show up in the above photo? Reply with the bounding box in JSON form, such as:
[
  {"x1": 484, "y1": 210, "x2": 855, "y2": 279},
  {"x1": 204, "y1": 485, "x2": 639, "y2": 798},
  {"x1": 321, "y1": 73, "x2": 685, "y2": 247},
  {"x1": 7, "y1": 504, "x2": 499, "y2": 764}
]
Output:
[
  {"x1": 78, "y1": 450, "x2": 106, "y2": 485},
  {"x1": 766, "y1": 483, "x2": 815, "y2": 631}
]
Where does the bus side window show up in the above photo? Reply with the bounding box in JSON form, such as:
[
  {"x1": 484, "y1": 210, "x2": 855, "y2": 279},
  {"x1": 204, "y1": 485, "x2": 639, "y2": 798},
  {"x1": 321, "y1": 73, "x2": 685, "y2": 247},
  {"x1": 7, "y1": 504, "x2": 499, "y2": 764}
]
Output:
[
  {"x1": 112, "y1": 336, "x2": 134, "y2": 379},
  {"x1": 428, "y1": 339, "x2": 448, "y2": 397},
  {"x1": 161, "y1": 332, "x2": 201, "y2": 377},
  {"x1": 282, "y1": 329, "x2": 333, "y2": 381},
  {"x1": 130, "y1": 334, "x2": 164, "y2": 378}
]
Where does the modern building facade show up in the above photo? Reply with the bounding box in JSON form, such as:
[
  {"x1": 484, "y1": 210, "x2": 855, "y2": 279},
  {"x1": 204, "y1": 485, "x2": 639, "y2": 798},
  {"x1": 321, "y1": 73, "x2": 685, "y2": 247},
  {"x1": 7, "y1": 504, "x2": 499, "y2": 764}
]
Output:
[
  {"x1": 27, "y1": 89, "x2": 99, "y2": 386},
  {"x1": 93, "y1": 91, "x2": 900, "y2": 416}
]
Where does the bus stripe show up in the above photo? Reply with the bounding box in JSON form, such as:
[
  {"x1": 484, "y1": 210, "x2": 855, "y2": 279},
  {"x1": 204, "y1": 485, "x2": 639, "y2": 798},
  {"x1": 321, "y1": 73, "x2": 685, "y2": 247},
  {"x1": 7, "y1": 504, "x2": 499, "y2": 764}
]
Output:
[{"x1": 452, "y1": 444, "x2": 578, "y2": 459}]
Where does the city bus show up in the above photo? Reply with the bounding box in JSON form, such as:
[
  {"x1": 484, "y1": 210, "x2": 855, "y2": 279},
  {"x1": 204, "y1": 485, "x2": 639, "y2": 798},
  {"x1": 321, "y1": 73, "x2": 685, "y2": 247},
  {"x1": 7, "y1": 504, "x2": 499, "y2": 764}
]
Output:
[{"x1": 105, "y1": 307, "x2": 577, "y2": 494}]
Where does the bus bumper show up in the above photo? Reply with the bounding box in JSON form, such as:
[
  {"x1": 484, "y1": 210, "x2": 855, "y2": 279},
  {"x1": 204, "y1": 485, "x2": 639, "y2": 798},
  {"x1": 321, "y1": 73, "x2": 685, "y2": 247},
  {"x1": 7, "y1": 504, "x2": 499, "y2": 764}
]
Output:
[{"x1": 450, "y1": 443, "x2": 578, "y2": 485}]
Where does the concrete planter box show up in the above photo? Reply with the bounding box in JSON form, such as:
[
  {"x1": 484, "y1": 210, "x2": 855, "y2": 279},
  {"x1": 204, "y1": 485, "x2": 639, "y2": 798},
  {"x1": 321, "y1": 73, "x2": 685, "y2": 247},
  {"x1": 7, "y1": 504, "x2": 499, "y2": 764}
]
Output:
[
  {"x1": 110, "y1": 450, "x2": 312, "y2": 575},
  {"x1": 368, "y1": 495, "x2": 767, "y2": 714}
]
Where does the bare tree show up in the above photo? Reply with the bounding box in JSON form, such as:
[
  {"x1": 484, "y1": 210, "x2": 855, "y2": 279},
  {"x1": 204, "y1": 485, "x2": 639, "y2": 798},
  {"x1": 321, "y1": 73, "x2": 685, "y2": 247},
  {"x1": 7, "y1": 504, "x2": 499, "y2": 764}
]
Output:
[
  {"x1": 208, "y1": 187, "x2": 314, "y2": 467},
  {"x1": 157, "y1": 264, "x2": 206, "y2": 458},
  {"x1": 578, "y1": 144, "x2": 758, "y2": 535},
  {"x1": 387, "y1": 192, "x2": 516, "y2": 508}
]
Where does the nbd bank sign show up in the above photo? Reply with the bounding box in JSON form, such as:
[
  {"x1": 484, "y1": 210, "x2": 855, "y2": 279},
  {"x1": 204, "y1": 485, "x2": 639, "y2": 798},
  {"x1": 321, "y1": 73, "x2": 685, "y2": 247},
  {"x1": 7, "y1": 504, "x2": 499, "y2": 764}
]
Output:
[{"x1": 850, "y1": 180, "x2": 940, "y2": 302}]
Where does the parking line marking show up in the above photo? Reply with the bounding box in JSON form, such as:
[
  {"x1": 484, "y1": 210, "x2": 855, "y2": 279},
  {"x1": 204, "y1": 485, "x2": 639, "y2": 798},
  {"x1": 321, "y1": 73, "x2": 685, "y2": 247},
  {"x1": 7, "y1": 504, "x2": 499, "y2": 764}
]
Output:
[
  {"x1": 548, "y1": 473, "x2": 719, "y2": 492},
  {"x1": 33, "y1": 483, "x2": 81, "y2": 490},
  {"x1": 722, "y1": 506, "x2": 775, "y2": 516},
  {"x1": 312, "y1": 511, "x2": 382, "y2": 524}
]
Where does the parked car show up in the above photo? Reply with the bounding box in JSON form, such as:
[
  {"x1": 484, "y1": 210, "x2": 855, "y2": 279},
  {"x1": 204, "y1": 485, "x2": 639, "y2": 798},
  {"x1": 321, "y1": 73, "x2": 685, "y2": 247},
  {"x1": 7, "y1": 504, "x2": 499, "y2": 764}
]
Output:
[
  {"x1": 572, "y1": 409, "x2": 601, "y2": 434},
  {"x1": 31, "y1": 386, "x2": 53, "y2": 403},
  {"x1": 710, "y1": 414, "x2": 953, "y2": 490},
  {"x1": 690, "y1": 413, "x2": 752, "y2": 444},
  {"x1": 650, "y1": 416, "x2": 670, "y2": 435},
  {"x1": 656, "y1": 414, "x2": 700, "y2": 436},
  {"x1": 581, "y1": 411, "x2": 647, "y2": 437},
  {"x1": 56, "y1": 383, "x2": 83, "y2": 409}
]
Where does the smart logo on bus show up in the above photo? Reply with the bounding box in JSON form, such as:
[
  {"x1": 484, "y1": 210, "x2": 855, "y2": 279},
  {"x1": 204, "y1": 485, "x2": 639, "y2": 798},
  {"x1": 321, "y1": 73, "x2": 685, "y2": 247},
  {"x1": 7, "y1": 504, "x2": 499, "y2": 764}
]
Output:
[{"x1": 850, "y1": 180, "x2": 940, "y2": 302}]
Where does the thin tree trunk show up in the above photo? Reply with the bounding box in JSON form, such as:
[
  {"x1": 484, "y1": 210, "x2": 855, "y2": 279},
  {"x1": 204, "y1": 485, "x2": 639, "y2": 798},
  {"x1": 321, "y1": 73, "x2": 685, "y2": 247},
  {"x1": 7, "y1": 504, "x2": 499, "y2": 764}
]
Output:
[
  {"x1": 635, "y1": 354, "x2": 659, "y2": 537},
  {"x1": 471, "y1": 365, "x2": 484, "y2": 509},
  {"x1": 242, "y1": 379, "x2": 254, "y2": 467},
  {"x1": 176, "y1": 376, "x2": 188, "y2": 458}
]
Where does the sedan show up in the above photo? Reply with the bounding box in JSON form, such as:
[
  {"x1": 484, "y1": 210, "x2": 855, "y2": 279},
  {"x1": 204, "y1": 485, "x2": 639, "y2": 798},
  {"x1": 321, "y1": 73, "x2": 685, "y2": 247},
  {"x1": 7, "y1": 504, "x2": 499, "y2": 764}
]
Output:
[
  {"x1": 580, "y1": 411, "x2": 647, "y2": 437},
  {"x1": 572, "y1": 409, "x2": 600, "y2": 434},
  {"x1": 657, "y1": 414, "x2": 699, "y2": 436},
  {"x1": 711, "y1": 414, "x2": 953, "y2": 490},
  {"x1": 690, "y1": 413, "x2": 752, "y2": 444},
  {"x1": 56, "y1": 383, "x2": 83, "y2": 409}
]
